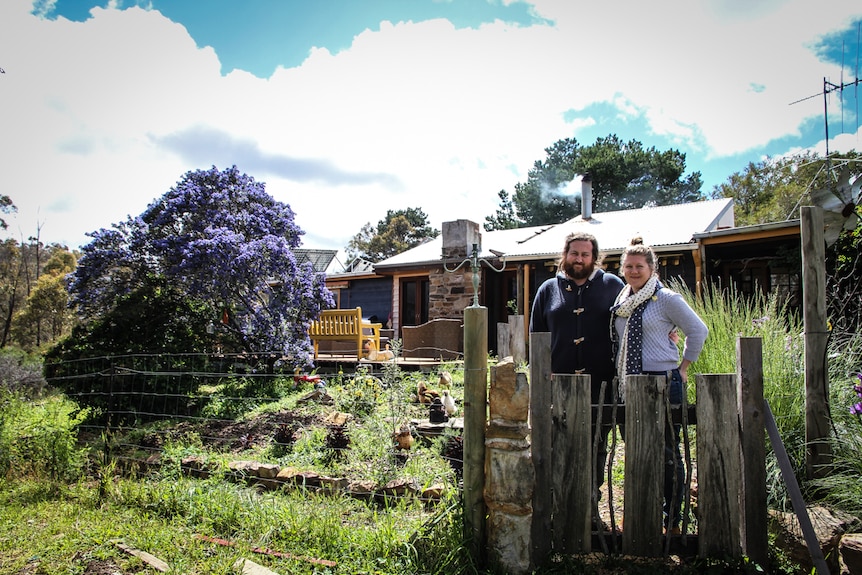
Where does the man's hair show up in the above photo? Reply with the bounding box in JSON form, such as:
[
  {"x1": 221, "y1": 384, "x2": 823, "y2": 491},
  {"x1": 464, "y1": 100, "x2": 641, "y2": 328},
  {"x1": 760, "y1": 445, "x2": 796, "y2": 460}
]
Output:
[{"x1": 557, "y1": 231, "x2": 600, "y2": 272}]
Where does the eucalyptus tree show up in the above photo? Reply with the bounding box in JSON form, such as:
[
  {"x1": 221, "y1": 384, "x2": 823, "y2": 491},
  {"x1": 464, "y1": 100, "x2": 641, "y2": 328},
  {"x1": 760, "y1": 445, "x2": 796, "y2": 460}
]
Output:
[
  {"x1": 347, "y1": 207, "x2": 439, "y2": 263},
  {"x1": 11, "y1": 249, "x2": 77, "y2": 350}
]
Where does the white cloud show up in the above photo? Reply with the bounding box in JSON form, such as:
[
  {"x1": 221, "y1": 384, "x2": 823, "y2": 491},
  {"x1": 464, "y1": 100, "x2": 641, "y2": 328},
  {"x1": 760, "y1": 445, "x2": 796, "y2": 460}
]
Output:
[{"x1": 1, "y1": 0, "x2": 861, "y2": 251}]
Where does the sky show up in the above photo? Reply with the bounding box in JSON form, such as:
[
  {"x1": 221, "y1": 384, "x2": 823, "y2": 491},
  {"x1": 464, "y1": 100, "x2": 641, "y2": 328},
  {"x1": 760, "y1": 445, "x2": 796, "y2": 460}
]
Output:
[{"x1": 2, "y1": 0, "x2": 862, "y2": 257}]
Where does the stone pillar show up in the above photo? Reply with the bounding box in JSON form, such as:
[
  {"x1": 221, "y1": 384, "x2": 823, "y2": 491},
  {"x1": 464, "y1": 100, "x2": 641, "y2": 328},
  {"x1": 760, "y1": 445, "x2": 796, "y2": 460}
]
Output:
[{"x1": 485, "y1": 357, "x2": 533, "y2": 573}]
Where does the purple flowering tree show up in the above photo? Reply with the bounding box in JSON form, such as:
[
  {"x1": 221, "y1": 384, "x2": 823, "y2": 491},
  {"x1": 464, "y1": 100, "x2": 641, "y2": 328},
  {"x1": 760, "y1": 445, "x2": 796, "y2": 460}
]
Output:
[{"x1": 68, "y1": 166, "x2": 334, "y2": 367}]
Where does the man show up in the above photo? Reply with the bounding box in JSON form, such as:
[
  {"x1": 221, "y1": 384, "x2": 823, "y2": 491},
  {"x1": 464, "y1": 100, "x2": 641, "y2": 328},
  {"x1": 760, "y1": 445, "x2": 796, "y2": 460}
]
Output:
[{"x1": 529, "y1": 231, "x2": 624, "y2": 514}]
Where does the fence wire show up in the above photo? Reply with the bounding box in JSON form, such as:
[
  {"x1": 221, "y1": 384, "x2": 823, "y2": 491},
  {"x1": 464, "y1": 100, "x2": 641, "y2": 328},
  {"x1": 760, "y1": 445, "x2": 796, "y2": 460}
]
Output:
[{"x1": 46, "y1": 352, "x2": 465, "y2": 507}]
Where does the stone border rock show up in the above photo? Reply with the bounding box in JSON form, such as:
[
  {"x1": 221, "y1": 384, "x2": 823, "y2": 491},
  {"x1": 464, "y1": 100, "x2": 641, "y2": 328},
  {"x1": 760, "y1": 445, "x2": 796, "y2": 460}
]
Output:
[{"x1": 170, "y1": 455, "x2": 447, "y2": 506}]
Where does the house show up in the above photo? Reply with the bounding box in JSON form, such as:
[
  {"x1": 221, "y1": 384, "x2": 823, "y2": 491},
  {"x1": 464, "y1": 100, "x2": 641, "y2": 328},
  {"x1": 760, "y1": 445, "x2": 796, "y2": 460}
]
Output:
[
  {"x1": 326, "y1": 181, "x2": 742, "y2": 349},
  {"x1": 694, "y1": 219, "x2": 802, "y2": 307},
  {"x1": 321, "y1": 181, "x2": 808, "y2": 355},
  {"x1": 324, "y1": 256, "x2": 392, "y2": 327}
]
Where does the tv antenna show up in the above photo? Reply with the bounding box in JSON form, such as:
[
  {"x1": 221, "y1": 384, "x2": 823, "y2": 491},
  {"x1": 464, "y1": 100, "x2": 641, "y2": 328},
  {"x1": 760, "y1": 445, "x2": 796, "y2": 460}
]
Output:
[
  {"x1": 789, "y1": 21, "x2": 861, "y2": 156},
  {"x1": 788, "y1": 22, "x2": 862, "y2": 244}
]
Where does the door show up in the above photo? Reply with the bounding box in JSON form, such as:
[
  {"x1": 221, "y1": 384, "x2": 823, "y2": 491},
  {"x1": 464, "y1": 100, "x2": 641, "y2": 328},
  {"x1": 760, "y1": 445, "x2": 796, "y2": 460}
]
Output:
[{"x1": 400, "y1": 277, "x2": 429, "y2": 327}]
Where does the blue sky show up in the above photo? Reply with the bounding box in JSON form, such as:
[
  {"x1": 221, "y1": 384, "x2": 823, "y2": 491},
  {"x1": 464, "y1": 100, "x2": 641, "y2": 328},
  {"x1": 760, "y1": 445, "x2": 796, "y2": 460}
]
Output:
[{"x1": 2, "y1": 0, "x2": 862, "y2": 253}]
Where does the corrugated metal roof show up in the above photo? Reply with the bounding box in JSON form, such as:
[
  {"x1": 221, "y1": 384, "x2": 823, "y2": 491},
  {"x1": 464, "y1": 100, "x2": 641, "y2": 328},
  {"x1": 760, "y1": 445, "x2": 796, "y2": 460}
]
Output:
[
  {"x1": 374, "y1": 198, "x2": 734, "y2": 269},
  {"x1": 294, "y1": 248, "x2": 338, "y2": 273},
  {"x1": 693, "y1": 218, "x2": 799, "y2": 240}
]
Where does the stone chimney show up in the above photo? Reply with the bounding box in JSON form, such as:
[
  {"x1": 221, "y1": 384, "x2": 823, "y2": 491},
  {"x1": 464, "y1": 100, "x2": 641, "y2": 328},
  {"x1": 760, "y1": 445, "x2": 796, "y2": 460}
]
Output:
[
  {"x1": 431, "y1": 220, "x2": 482, "y2": 318},
  {"x1": 581, "y1": 173, "x2": 593, "y2": 220},
  {"x1": 441, "y1": 219, "x2": 481, "y2": 260}
]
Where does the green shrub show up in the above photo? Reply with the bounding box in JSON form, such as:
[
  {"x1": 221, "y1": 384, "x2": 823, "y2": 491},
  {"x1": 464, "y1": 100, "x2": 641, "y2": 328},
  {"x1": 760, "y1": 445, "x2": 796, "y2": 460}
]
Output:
[
  {"x1": 336, "y1": 365, "x2": 386, "y2": 417},
  {"x1": 1, "y1": 391, "x2": 89, "y2": 481}
]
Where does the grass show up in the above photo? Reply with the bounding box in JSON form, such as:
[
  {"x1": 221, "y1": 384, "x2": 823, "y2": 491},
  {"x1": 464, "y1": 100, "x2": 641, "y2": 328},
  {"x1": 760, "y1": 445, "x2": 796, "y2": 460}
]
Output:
[
  {"x1": 0, "y1": 349, "x2": 471, "y2": 573},
  {"x1": 678, "y1": 279, "x2": 862, "y2": 526},
  {"x1": 673, "y1": 280, "x2": 809, "y2": 510},
  {"x1": 0, "y1": 477, "x2": 468, "y2": 574},
  {"x1": 809, "y1": 330, "x2": 862, "y2": 516},
  {"x1": 0, "y1": 365, "x2": 472, "y2": 574},
  {"x1": 2, "y1": 293, "x2": 861, "y2": 574}
]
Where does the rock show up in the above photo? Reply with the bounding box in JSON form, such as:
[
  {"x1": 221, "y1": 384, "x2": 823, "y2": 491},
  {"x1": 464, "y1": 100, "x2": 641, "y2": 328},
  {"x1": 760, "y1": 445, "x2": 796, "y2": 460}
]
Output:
[
  {"x1": 840, "y1": 533, "x2": 862, "y2": 575},
  {"x1": 489, "y1": 358, "x2": 529, "y2": 422},
  {"x1": 347, "y1": 479, "x2": 377, "y2": 500},
  {"x1": 484, "y1": 447, "x2": 533, "y2": 510},
  {"x1": 297, "y1": 389, "x2": 333, "y2": 404},
  {"x1": 144, "y1": 453, "x2": 161, "y2": 471},
  {"x1": 421, "y1": 484, "x2": 445, "y2": 501},
  {"x1": 769, "y1": 505, "x2": 856, "y2": 574},
  {"x1": 254, "y1": 463, "x2": 280, "y2": 479},
  {"x1": 415, "y1": 418, "x2": 463, "y2": 438},
  {"x1": 254, "y1": 477, "x2": 283, "y2": 491},
  {"x1": 293, "y1": 470, "x2": 322, "y2": 489},
  {"x1": 318, "y1": 475, "x2": 348, "y2": 494},
  {"x1": 227, "y1": 460, "x2": 280, "y2": 481},
  {"x1": 275, "y1": 466, "x2": 301, "y2": 483},
  {"x1": 324, "y1": 411, "x2": 352, "y2": 426},
  {"x1": 380, "y1": 478, "x2": 418, "y2": 498},
  {"x1": 180, "y1": 455, "x2": 212, "y2": 479},
  {"x1": 487, "y1": 510, "x2": 532, "y2": 574}
]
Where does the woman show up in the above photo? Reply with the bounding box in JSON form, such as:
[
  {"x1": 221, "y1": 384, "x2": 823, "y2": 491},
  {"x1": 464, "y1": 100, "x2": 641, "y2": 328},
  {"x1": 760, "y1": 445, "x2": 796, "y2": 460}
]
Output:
[{"x1": 612, "y1": 237, "x2": 708, "y2": 534}]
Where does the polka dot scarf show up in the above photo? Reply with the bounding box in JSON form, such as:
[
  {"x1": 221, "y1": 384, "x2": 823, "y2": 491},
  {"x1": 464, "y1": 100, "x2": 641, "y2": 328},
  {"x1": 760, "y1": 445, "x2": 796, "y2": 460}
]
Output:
[{"x1": 612, "y1": 275, "x2": 660, "y2": 399}]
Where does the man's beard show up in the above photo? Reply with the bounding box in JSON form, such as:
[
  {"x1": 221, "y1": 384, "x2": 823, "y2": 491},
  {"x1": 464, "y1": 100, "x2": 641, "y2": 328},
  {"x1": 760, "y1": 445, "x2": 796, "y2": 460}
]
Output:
[{"x1": 564, "y1": 261, "x2": 594, "y2": 280}]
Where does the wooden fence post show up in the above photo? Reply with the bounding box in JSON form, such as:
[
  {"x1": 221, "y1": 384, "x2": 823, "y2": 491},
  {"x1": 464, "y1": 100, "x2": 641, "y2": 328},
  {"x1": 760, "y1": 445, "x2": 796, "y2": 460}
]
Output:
[
  {"x1": 530, "y1": 332, "x2": 553, "y2": 566},
  {"x1": 496, "y1": 322, "x2": 510, "y2": 360},
  {"x1": 464, "y1": 306, "x2": 488, "y2": 563},
  {"x1": 552, "y1": 374, "x2": 592, "y2": 554},
  {"x1": 800, "y1": 206, "x2": 832, "y2": 479},
  {"x1": 508, "y1": 315, "x2": 526, "y2": 365},
  {"x1": 622, "y1": 374, "x2": 665, "y2": 556},
  {"x1": 737, "y1": 337, "x2": 768, "y2": 567},
  {"x1": 697, "y1": 373, "x2": 742, "y2": 559}
]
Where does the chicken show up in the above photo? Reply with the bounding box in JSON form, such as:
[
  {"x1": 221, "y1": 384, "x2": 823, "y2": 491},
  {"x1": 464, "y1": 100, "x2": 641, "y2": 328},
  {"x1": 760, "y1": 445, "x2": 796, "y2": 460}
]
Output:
[
  {"x1": 441, "y1": 390, "x2": 457, "y2": 416},
  {"x1": 417, "y1": 380, "x2": 440, "y2": 404},
  {"x1": 393, "y1": 424, "x2": 414, "y2": 451},
  {"x1": 438, "y1": 370, "x2": 453, "y2": 389}
]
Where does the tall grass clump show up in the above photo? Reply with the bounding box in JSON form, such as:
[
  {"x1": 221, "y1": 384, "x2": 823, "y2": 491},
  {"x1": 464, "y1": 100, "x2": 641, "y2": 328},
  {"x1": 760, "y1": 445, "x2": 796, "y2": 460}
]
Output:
[
  {"x1": 809, "y1": 331, "x2": 862, "y2": 516},
  {"x1": 681, "y1": 278, "x2": 862, "y2": 518},
  {"x1": 672, "y1": 279, "x2": 805, "y2": 508},
  {"x1": 674, "y1": 280, "x2": 804, "y2": 435}
]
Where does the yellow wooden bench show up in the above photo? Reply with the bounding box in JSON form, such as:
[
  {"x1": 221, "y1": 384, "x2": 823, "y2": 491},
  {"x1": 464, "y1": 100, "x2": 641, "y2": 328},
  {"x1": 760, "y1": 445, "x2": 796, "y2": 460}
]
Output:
[{"x1": 309, "y1": 307, "x2": 382, "y2": 359}]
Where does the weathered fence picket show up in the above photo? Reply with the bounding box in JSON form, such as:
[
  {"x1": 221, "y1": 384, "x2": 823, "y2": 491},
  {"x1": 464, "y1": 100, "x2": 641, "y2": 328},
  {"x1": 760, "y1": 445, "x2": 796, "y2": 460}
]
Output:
[
  {"x1": 551, "y1": 374, "x2": 592, "y2": 554},
  {"x1": 497, "y1": 332, "x2": 769, "y2": 572},
  {"x1": 737, "y1": 337, "x2": 768, "y2": 566},
  {"x1": 696, "y1": 373, "x2": 742, "y2": 559},
  {"x1": 529, "y1": 332, "x2": 553, "y2": 564},
  {"x1": 622, "y1": 374, "x2": 667, "y2": 556}
]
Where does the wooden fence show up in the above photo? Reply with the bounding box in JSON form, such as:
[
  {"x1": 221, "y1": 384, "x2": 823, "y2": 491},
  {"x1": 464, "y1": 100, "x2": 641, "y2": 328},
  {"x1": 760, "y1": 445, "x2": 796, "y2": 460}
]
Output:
[{"x1": 479, "y1": 332, "x2": 769, "y2": 572}]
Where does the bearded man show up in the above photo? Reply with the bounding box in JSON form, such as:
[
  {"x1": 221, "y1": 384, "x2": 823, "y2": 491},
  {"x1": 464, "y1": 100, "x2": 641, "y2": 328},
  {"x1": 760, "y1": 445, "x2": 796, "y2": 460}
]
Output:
[{"x1": 529, "y1": 231, "x2": 624, "y2": 513}]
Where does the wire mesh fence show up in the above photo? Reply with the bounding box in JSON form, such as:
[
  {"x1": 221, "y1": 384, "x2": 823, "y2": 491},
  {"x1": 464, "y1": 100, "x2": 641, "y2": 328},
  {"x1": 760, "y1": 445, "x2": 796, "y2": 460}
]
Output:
[{"x1": 45, "y1": 352, "x2": 466, "y2": 507}]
